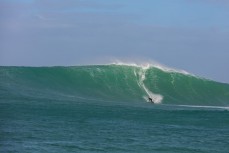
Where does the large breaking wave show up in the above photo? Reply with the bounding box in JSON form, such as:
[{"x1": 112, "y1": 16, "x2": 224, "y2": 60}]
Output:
[{"x1": 0, "y1": 64, "x2": 229, "y2": 106}]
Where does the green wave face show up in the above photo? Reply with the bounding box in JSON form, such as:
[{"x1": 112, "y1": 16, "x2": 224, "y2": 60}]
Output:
[
  {"x1": 1, "y1": 65, "x2": 229, "y2": 106},
  {"x1": 144, "y1": 68, "x2": 229, "y2": 106}
]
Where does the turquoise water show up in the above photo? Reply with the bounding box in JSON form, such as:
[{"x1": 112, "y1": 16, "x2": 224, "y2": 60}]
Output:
[{"x1": 1, "y1": 65, "x2": 229, "y2": 152}]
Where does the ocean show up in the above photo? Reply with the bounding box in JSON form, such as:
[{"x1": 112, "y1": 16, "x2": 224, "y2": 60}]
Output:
[{"x1": 1, "y1": 64, "x2": 229, "y2": 153}]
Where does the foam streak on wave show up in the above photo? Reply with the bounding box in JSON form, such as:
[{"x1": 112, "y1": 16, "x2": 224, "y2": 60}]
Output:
[{"x1": 135, "y1": 68, "x2": 163, "y2": 104}]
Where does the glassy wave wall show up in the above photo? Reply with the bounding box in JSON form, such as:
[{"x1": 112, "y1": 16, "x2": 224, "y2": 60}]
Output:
[{"x1": 1, "y1": 65, "x2": 229, "y2": 106}]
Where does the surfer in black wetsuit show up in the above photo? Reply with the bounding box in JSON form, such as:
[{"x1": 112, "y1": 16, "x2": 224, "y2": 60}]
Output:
[{"x1": 148, "y1": 97, "x2": 154, "y2": 103}]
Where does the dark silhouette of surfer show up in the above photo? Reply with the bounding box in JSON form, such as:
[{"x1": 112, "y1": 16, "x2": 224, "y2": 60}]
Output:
[{"x1": 148, "y1": 97, "x2": 154, "y2": 103}]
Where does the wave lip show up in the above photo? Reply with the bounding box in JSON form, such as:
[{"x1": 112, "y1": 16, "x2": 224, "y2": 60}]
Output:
[
  {"x1": 0, "y1": 65, "x2": 229, "y2": 106},
  {"x1": 110, "y1": 61, "x2": 191, "y2": 75}
]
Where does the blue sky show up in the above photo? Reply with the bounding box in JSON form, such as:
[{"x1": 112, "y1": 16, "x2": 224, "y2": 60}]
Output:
[{"x1": 1, "y1": 0, "x2": 229, "y2": 83}]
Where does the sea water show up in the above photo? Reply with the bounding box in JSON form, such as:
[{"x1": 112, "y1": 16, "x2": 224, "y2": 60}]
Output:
[{"x1": 1, "y1": 65, "x2": 229, "y2": 153}]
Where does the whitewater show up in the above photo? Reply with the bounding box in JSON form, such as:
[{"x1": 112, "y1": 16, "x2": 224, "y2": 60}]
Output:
[{"x1": 1, "y1": 64, "x2": 229, "y2": 153}]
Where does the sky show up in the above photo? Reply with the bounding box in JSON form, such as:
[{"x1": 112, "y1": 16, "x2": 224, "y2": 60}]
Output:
[{"x1": 1, "y1": 0, "x2": 229, "y2": 83}]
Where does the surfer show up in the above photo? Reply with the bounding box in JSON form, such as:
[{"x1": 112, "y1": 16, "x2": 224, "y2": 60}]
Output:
[{"x1": 148, "y1": 97, "x2": 154, "y2": 103}]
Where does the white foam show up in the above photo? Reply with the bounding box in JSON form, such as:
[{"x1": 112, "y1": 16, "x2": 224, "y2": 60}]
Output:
[
  {"x1": 173, "y1": 104, "x2": 229, "y2": 110},
  {"x1": 110, "y1": 60, "x2": 191, "y2": 75},
  {"x1": 134, "y1": 67, "x2": 163, "y2": 104}
]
